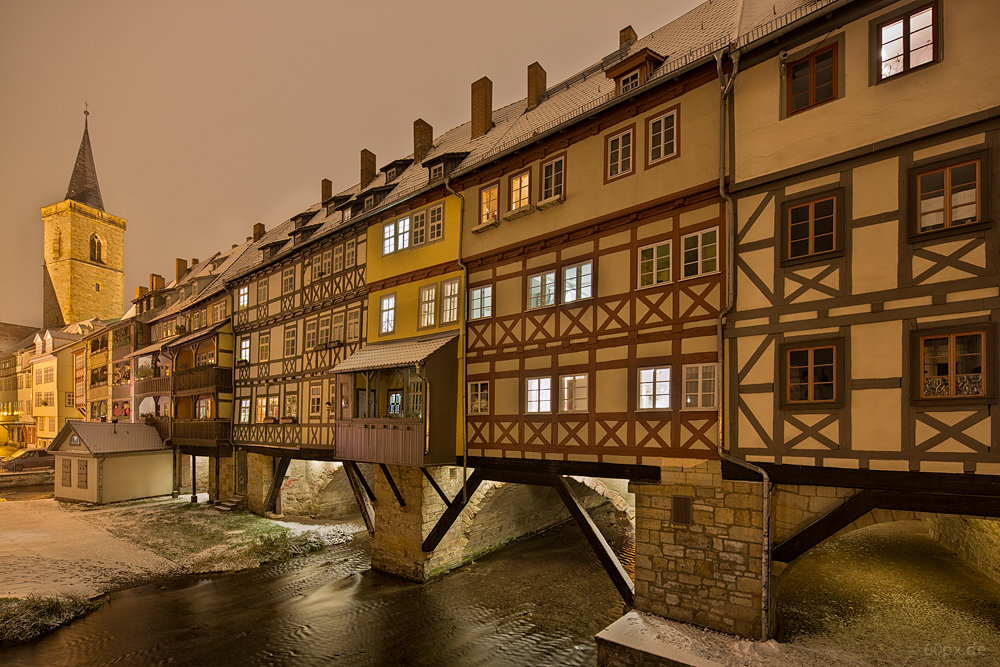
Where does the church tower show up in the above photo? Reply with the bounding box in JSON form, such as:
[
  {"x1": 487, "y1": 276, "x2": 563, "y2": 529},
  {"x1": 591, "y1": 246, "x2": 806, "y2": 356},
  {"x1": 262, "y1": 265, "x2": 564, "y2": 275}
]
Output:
[{"x1": 41, "y1": 111, "x2": 126, "y2": 328}]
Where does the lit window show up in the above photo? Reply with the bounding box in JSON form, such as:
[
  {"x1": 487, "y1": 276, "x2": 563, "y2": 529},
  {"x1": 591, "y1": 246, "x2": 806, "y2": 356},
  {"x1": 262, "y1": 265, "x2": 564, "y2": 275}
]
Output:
[
  {"x1": 620, "y1": 70, "x2": 640, "y2": 93},
  {"x1": 683, "y1": 364, "x2": 717, "y2": 409},
  {"x1": 877, "y1": 4, "x2": 936, "y2": 81},
  {"x1": 917, "y1": 159, "x2": 980, "y2": 233},
  {"x1": 469, "y1": 286, "x2": 492, "y2": 320},
  {"x1": 787, "y1": 346, "x2": 836, "y2": 403},
  {"x1": 380, "y1": 295, "x2": 395, "y2": 334},
  {"x1": 481, "y1": 184, "x2": 499, "y2": 225},
  {"x1": 648, "y1": 110, "x2": 677, "y2": 163},
  {"x1": 639, "y1": 367, "x2": 671, "y2": 410},
  {"x1": 388, "y1": 391, "x2": 402, "y2": 415},
  {"x1": 526, "y1": 377, "x2": 552, "y2": 413},
  {"x1": 237, "y1": 286, "x2": 249, "y2": 310},
  {"x1": 528, "y1": 271, "x2": 556, "y2": 309},
  {"x1": 469, "y1": 381, "x2": 490, "y2": 414},
  {"x1": 429, "y1": 206, "x2": 444, "y2": 241},
  {"x1": 510, "y1": 172, "x2": 530, "y2": 211},
  {"x1": 195, "y1": 398, "x2": 211, "y2": 420},
  {"x1": 639, "y1": 240, "x2": 671, "y2": 287},
  {"x1": 258, "y1": 333, "x2": 270, "y2": 363},
  {"x1": 284, "y1": 327, "x2": 297, "y2": 357},
  {"x1": 412, "y1": 211, "x2": 426, "y2": 246},
  {"x1": 255, "y1": 397, "x2": 268, "y2": 422},
  {"x1": 920, "y1": 332, "x2": 985, "y2": 398},
  {"x1": 608, "y1": 129, "x2": 633, "y2": 179},
  {"x1": 285, "y1": 394, "x2": 297, "y2": 419},
  {"x1": 239, "y1": 337, "x2": 250, "y2": 362},
  {"x1": 282, "y1": 268, "x2": 294, "y2": 294},
  {"x1": 397, "y1": 217, "x2": 410, "y2": 251},
  {"x1": 681, "y1": 228, "x2": 718, "y2": 279},
  {"x1": 441, "y1": 280, "x2": 460, "y2": 324},
  {"x1": 238, "y1": 399, "x2": 250, "y2": 423},
  {"x1": 560, "y1": 374, "x2": 588, "y2": 412},
  {"x1": 419, "y1": 285, "x2": 437, "y2": 328},
  {"x1": 383, "y1": 221, "x2": 396, "y2": 255},
  {"x1": 563, "y1": 261, "x2": 592, "y2": 303},
  {"x1": 542, "y1": 157, "x2": 564, "y2": 200}
]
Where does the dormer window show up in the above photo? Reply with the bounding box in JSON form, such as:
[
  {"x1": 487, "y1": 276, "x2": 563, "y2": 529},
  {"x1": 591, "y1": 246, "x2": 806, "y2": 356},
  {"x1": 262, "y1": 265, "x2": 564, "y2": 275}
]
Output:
[
  {"x1": 620, "y1": 70, "x2": 640, "y2": 94},
  {"x1": 430, "y1": 164, "x2": 444, "y2": 181},
  {"x1": 605, "y1": 48, "x2": 664, "y2": 97},
  {"x1": 364, "y1": 195, "x2": 375, "y2": 211},
  {"x1": 386, "y1": 168, "x2": 396, "y2": 182}
]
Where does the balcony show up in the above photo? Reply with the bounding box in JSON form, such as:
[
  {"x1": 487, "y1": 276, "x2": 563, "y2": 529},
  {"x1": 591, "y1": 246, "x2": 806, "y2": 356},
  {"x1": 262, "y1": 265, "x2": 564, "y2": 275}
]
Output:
[
  {"x1": 135, "y1": 376, "x2": 171, "y2": 396},
  {"x1": 112, "y1": 343, "x2": 132, "y2": 361},
  {"x1": 112, "y1": 384, "x2": 131, "y2": 400},
  {"x1": 335, "y1": 419, "x2": 424, "y2": 466},
  {"x1": 145, "y1": 416, "x2": 171, "y2": 441},
  {"x1": 173, "y1": 367, "x2": 233, "y2": 396},
  {"x1": 172, "y1": 419, "x2": 231, "y2": 444}
]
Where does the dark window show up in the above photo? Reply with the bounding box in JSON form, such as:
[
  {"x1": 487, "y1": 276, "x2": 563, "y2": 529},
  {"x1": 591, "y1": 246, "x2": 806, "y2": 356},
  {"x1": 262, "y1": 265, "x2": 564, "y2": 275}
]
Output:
[
  {"x1": 787, "y1": 345, "x2": 837, "y2": 403},
  {"x1": 671, "y1": 496, "x2": 693, "y2": 525},
  {"x1": 89, "y1": 235, "x2": 103, "y2": 263},
  {"x1": 788, "y1": 196, "x2": 837, "y2": 259},
  {"x1": 920, "y1": 332, "x2": 984, "y2": 399},
  {"x1": 788, "y1": 44, "x2": 837, "y2": 115},
  {"x1": 917, "y1": 159, "x2": 981, "y2": 233}
]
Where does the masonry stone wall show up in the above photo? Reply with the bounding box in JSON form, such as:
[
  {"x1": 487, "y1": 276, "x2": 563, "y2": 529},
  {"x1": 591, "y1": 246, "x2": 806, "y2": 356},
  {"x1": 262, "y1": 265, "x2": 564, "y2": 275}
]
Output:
[
  {"x1": 927, "y1": 517, "x2": 1000, "y2": 584},
  {"x1": 176, "y1": 455, "x2": 210, "y2": 495},
  {"x1": 207, "y1": 452, "x2": 236, "y2": 503},
  {"x1": 246, "y1": 452, "x2": 274, "y2": 515},
  {"x1": 279, "y1": 460, "x2": 360, "y2": 518}
]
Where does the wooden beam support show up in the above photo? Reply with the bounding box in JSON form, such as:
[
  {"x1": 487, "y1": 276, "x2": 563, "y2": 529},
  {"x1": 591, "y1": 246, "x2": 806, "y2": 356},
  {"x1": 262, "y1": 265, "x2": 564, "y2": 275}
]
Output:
[
  {"x1": 422, "y1": 469, "x2": 486, "y2": 553},
  {"x1": 462, "y1": 456, "x2": 659, "y2": 481},
  {"x1": 344, "y1": 461, "x2": 376, "y2": 502},
  {"x1": 263, "y1": 456, "x2": 291, "y2": 514},
  {"x1": 552, "y1": 475, "x2": 635, "y2": 607},
  {"x1": 379, "y1": 463, "x2": 406, "y2": 508},
  {"x1": 344, "y1": 461, "x2": 376, "y2": 537},
  {"x1": 772, "y1": 490, "x2": 874, "y2": 563},
  {"x1": 421, "y1": 467, "x2": 451, "y2": 508}
]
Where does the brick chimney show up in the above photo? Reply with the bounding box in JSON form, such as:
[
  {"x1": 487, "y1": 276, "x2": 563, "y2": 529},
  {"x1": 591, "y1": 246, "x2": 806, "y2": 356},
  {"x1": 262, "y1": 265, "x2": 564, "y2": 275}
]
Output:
[
  {"x1": 175, "y1": 258, "x2": 188, "y2": 282},
  {"x1": 361, "y1": 149, "x2": 376, "y2": 188},
  {"x1": 414, "y1": 119, "x2": 433, "y2": 164},
  {"x1": 150, "y1": 274, "x2": 164, "y2": 291},
  {"x1": 471, "y1": 76, "x2": 494, "y2": 140},
  {"x1": 321, "y1": 178, "x2": 332, "y2": 202},
  {"x1": 191, "y1": 258, "x2": 199, "y2": 266},
  {"x1": 527, "y1": 62, "x2": 547, "y2": 110},
  {"x1": 620, "y1": 25, "x2": 637, "y2": 47},
  {"x1": 253, "y1": 223, "x2": 266, "y2": 242},
  {"x1": 135, "y1": 286, "x2": 149, "y2": 298}
]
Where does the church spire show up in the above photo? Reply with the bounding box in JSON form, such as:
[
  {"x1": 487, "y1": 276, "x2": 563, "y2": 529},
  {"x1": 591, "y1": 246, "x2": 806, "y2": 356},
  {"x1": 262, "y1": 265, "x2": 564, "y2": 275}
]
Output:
[{"x1": 65, "y1": 107, "x2": 105, "y2": 212}]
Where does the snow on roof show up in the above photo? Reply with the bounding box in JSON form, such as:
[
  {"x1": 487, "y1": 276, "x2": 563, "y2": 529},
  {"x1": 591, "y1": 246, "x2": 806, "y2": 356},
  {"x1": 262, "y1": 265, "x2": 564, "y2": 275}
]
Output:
[{"x1": 52, "y1": 421, "x2": 167, "y2": 455}]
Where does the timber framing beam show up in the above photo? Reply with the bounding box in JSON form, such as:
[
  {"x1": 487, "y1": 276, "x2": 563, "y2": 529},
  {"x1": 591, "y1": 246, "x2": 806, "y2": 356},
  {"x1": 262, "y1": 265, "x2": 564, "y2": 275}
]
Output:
[
  {"x1": 379, "y1": 463, "x2": 406, "y2": 508},
  {"x1": 263, "y1": 457, "x2": 291, "y2": 514},
  {"x1": 421, "y1": 469, "x2": 486, "y2": 553},
  {"x1": 344, "y1": 461, "x2": 376, "y2": 537},
  {"x1": 421, "y1": 468, "x2": 451, "y2": 507}
]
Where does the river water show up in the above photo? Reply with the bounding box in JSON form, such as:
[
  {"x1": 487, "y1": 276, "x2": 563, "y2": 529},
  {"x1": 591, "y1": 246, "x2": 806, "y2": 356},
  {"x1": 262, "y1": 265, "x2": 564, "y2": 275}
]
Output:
[{"x1": 2, "y1": 506, "x2": 634, "y2": 667}]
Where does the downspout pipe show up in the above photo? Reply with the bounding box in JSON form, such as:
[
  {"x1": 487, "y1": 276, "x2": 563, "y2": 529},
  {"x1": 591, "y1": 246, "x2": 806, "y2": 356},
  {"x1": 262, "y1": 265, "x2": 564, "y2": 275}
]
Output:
[
  {"x1": 444, "y1": 175, "x2": 470, "y2": 504},
  {"x1": 714, "y1": 47, "x2": 772, "y2": 642}
]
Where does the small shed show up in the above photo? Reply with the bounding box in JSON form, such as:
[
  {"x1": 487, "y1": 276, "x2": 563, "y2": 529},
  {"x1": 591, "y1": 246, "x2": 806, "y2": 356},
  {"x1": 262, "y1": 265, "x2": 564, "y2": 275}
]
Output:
[{"x1": 49, "y1": 421, "x2": 173, "y2": 504}]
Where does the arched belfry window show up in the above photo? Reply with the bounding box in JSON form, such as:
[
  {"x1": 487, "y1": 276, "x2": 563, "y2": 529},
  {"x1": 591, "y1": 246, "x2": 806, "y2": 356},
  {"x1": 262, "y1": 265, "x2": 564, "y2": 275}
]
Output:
[{"x1": 90, "y1": 234, "x2": 103, "y2": 264}]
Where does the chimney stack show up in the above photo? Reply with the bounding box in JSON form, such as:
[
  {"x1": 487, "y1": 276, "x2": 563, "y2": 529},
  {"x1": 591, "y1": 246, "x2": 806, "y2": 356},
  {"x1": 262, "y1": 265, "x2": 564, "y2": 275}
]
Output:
[
  {"x1": 175, "y1": 258, "x2": 188, "y2": 282},
  {"x1": 360, "y1": 149, "x2": 376, "y2": 188},
  {"x1": 527, "y1": 62, "x2": 547, "y2": 110},
  {"x1": 135, "y1": 286, "x2": 149, "y2": 299},
  {"x1": 253, "y1": 223, "x2": 266, "y2": 242},
  {"x1": 414, "y1": 119, "x2": 433, "y2": 164},
  {"x1": 191, "y1": 258, "x2": 199, "y2": 267},
  {"x1": 471, "y1": 76, "x2": 494, "y2": 140},
  {"x1": 321, "y1": 178, "x2": 332, "y2": 202},
  {"x1": 150, "y1": 274, "x2": 164, "y2": 291},
  {"x1": 620, "y1": 25, "x2": 638, "y2": 47}
]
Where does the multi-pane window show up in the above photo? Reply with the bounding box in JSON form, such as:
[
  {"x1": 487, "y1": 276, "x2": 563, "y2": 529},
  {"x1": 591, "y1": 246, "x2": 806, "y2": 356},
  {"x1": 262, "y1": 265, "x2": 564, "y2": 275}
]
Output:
[
  {"x1": 258, "y1": 280, "x2": 268, "y2": 304},
  {"x1": 43, "y1": 367, "x2": 54, "y2": 383},
  {"x1": 683, "y1": 364, "x2": 717, "y2": 409},
  {"x1": 542, "y1": 157, "x2": 564, "y2": 200},
  {"x1": 383, "y1": 222, "x2": 396, "y2": 255},
  {"x1": 560, "y1": 374, "x2": 588, "y2": 412},
  {"x1": 49, "y1": 416, "x2": 56, "y2": 432},
  {"x1": 787, "y1": 346, "x2": 836, "y2": 403},
  {"x1": 469, "y1": 381, "x2": 490, "y2": 414},
  {"x1": 396, "y1": 217, "x2": 410, "y2": 251},
  {"x1": 285, "y1": 394, "x2": 297, "y2": 419},
  {"x1": 380, "y1": 295, "x2": 396, "y2": 334},
  {"x1": 681, "y1": 229, "x2": 718, "y2": 279},
  {"x1": 255, "y1": 397, "x2": 268, "y2": 422},
  {"x1": 322, "y1": 250, "x2": 333, "y2": 277},
  {"x1": 258, "y1": 333, "x2": 270, "y2": 363},
  {"x1": 318, "y1": 316, "x2": 330, "y2": 345},
  {"x1": 334, "y1": 246, "x2": 344, "y2": 272},
  {"x1": 333, "y1": 314, "x2": 345, "y2": 343},
  {"x1": 878, "y1": 4, "x2": 935, "y2": 81},
  {"x1": 388, "y1": 391, "x2": 403, "y2": 415},
  {"x1": 639, "y1": 367, "x2": 671, "y2": 410},
  {"x1": 419, "y1": 285, "x2": 437, "y2": 329},
  {"x1": 284, "y1": 327, "x2": 297, "y2": 357},
  {"x1": 347, "y1": 310, "x2": 360, "y2": 341},
  {"x1": 481, "y1": 184, "x2": 499, "y2": 225},
  {"x1": 528, "y1": 271, "x2": 556, "y2": 309},
  {"x1": 409, "y1": 376, "x2": 423, "y2": 418},
  {"x1": 310, "y1": 385, "x2": 322, "y2": 416},
  {"x1": 364, "y1": 195, "x2": 375, "y2": 211},
  {"x1": 412, "y1": 211, "x2": 426, "y2": 246},
  {"x1": 470, "y1": 286, "x2": 493, "y2": 320},
  {"x1": 35, "y1": 369, "x2": 42, "y2": 385},
  {"x1": 346, "y1": 240, "x2": 356, "y2": 267},
  {"x1": 35, "y1": 392, "x2": 41, "y2": 407},
  {"x1": 195, "y1": 398, "x2": 211, "y2": 420},
  {"x1": 441, "y1": 280, "x2": 460, "y2": 324},
  {"x1": 639, "y1": 241, "x2": 671, "y2": 287},
  {"x1": 429, "y1": 205, "x2": 444, "y2": 241},
  {"x1": 305, "y1": 321, "x2": 317, "y2": 350},
  {"x1": 788, "y1": 45, "x2": 836, "y2": 115},
  {"x1": 65, "y1": 393, "x2": 74, "y2": 407},
  {"x1": 620, "y1": 70, "x2": 640, "y2": 94},
  {"x1": 788, "y1": 197, "x2": 836, "y2": 258},
  {"x1": 648, "y1": 111, "x2": 677, "y2": 163},
  {"x1": 238, "y1": 398, "x2": 251, "y2": 424},
  {"x1": 563, "y1": 261, "x2": 593, "y2": 303},
  {"x1": 608, "y1": 129, "x2": 633, "y2": 179},
  {"x1": 920, "y1": 332, "x2": 984, "y2": 398},
  {"x1": 267, "y1": 396, "x2": 279, "y2": 419},
  {"x1": 239, "y1": 337, "x2": 250, "y2": 362},
  {"x1": 510, "y1": 172, "x2": 530, "y2": 211},
  {"x1": 212, "y1": 301, "x2": 226, "y2": 323},
  {"x1": 282, "y1": 268, "x2": 294, "y2": 294},
  {"x1": 917, "y1": 159, "x2": 980, "y2": 233},
  {"x1": 44, "y1": 392, "x2": 55, "y2": 406},
  {"x1": 526, "y1": 377, "x2": 552, "y2": 413}
]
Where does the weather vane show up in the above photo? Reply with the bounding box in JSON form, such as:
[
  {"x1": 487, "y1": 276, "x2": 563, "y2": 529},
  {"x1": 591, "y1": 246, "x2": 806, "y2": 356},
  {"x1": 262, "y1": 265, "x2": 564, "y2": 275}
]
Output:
[{"x1": 84, "y1": 102, "x2": 89, "y2": 117}]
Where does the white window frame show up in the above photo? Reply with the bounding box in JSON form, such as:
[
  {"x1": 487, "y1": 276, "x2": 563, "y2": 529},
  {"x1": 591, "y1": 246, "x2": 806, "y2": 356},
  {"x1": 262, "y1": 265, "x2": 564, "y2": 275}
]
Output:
[
  {"x1": 638, "y1": 367, "x2": 671, "y2": 410},
  {"x1": 562, "y1": 261, "x2": 593, "y2": 304},
  {"x1": 469, "y1": 286, "x2": 492, "y2": 320},
  {"x1": 258, "y1": 333, "x2": 270, "y2": 363},
  {"x1": 528, "y1": 270, "x2": 556, "y2": 310},
  {"x1": 681, "y1": 228, "x2": 719, "y2": 280},
  {"x1": 469, "y1": 381, "x2": 490, "y2": 415},
  {"x1": 542, "y1": 157, "x2": 565, "y2": 201},
  {"x1": 237, "y1": 286, "x2": 249, "y2": 310},
  {"x1": 318, "y1": 316, "x2": 331, "y2": 345},
  {"x1": 638, "y1": 240, "x2": 672, "y2": 288},
  {"x1": 428, "y1": 205, "x2": 444, "y2": 241},
  {"x1": 238, "y1": 398, "x2": 251, "y2": 424},
  {"x1": 281, "y1": 267, "x2": 295, "y2": 294},
  {"x1": 418, "y1": 284, "x2": 437, "y2": 329},
  {"x1": 560, "y1": 373, "x2": 589, "y2": 412},
  {"x1": 648, "y1": 110, "x2": 677, "y2": 165},
  {"x1": 257, "y1": 279, "x2": 268, "y2": 304},
  {"x1": 383, "y1": 221, "x2": 396, "y2": 255},
  {"x1": 430, "y1": 164, "x2": 444, "y2": 180},
  {"x1": 380, "y1": 294, "x2": 396, "y2": 335},
  {"x1": 305, "y1": 320, "x2": 317, "y2": 350},
  {"x1": 396, "y1": 216, "x2": 410, "y2": 251},
  {"x1": 309, "y1": 385, "x2": 322, "y2": 416},
  {"x1": 620, "y1": 69, "x2": 640, "y2": 94},
  {"x1": 332, "y1": 313, "x2": 344, "y2": 343},
  {"x1": 334, "y1": 245, "x2": 344, "y2": 272},
  {"x1": 608, "y1": 129, "x2": 633, "y2": 179},
  {"x1": 440, "y1": 279, "x2": 459, "y2": 324},
  {"x1": 347, "y1": 309, "x2": 360, "y2": 342},
  {"x1": 411, "y1": 211, "x2": 426, "y2": 246},
  {"x1": 346, "y1": 240, "x2": 356, "y2": 267},
  {"x1": 683, "y1": 363, "x2": 717, "y2": 410},
  {"x1": 526, "y1": 377, "x2": 552, "y2": 414},
  {"x1": 283, "y1": 326, "x2": 297, "y2": 357},
  {"x1": 239, "y1": 336, "x2": 250, "y2": 362}
]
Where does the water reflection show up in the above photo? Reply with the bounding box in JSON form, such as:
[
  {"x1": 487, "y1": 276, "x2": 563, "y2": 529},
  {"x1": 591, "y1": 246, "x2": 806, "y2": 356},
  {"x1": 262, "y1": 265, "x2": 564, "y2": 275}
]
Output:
[{"x1": 3, "y1": 506, "x2": 633, "y2": 667}]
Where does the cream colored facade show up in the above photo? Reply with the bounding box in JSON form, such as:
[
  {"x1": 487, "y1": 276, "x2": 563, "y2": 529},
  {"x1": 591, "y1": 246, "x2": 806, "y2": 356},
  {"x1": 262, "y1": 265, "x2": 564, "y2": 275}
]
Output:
[{"x1": 30, "y1": 339, "x2": 79, "y2": 449}]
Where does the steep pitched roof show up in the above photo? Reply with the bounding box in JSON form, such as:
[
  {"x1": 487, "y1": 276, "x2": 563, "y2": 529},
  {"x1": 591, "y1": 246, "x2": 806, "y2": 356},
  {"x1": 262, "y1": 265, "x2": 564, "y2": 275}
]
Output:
[
  {"x1": 51, "y1": 421, "x2": 167, "y2": 455},
  {"x1": 65, "y1": 112, "x2": 104, "y2": 211}
]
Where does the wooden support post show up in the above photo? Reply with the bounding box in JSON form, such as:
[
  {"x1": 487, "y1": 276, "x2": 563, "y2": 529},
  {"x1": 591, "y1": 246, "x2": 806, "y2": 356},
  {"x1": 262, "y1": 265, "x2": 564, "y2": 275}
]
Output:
[
  {"x1": 190, "y1": 454, "x2": 197, "y2": 503},
  {"x1": 344, "y1": 462, "x2": 376, "y2": 537},
  {"x1": 772, "y1": 490, "x2": 875, "y2": 563},
  {"x1": 421, "y1": 469, "x2": 486, "y2": 552},
  {"x1": 172, "y1": 448, "x2": 180, "y2": 498},
  {"x1": 379, "y1": 463, "x2": 405, "y2": 508},
  {"x1": 552, "y1": 475, "x2": 635, "y2": 607},
  {"x1": 420, "y1": 467, "x2": 451, "y2": 507},
  {"x1": 263, "y1": 457, "x2": 291, "y2": 514}
]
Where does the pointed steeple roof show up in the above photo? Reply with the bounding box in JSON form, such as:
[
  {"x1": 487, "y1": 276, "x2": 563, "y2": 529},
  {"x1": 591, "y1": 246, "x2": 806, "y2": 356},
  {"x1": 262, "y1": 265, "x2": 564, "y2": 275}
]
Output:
[{"x1": 65, "y1": 110, "x2": 104, "y2": 211}]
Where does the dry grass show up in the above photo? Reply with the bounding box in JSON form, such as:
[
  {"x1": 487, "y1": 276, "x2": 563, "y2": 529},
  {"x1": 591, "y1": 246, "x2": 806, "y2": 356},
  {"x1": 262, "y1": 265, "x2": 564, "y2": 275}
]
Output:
[{"x1": 0, "y1": 595, "x2": 103, "y2": 647}]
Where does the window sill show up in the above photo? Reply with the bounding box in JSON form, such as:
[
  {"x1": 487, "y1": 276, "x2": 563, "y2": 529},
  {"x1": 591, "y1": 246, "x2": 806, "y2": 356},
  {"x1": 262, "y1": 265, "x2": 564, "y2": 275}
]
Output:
[
  {"x1": 680, "y1": 269, "x2": 721, "y2": 282},
  {"x1": 780, "y1": 249, "x2": 844, "y2": 269},
  {"x1": 536, "y1": 194, "x2": 564, "y2": 211},
  {"x1": 908, "y1": 220, "x2": 991, "y2": 245},
  {"x1": 471, "y1": 219, "x2": 500, "y2": 234},
  {"x1": 503, "y1": 205, "x2": 535, "y2": 222}
]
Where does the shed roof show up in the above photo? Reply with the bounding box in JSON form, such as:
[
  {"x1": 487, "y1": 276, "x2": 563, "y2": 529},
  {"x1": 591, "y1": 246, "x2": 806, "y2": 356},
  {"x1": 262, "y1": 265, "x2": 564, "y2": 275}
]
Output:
[
  {"x1": 50, "y1": 421, "x2": 167, "y2": 455},
  {"x1": 331, "y1": 332, "x2": 459, "y2": 374}
]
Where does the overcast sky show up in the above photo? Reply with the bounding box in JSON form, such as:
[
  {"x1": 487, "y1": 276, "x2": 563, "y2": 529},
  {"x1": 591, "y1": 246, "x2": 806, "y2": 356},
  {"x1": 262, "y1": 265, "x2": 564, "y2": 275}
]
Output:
[{"x1": 0, "y1": 0, "x2": 703, "y2": 327}]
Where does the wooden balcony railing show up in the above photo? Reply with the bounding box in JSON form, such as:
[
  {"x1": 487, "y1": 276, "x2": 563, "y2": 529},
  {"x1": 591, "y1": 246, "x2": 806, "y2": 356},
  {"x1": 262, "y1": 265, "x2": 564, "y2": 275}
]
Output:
[
  {"x1": 135, "y1": 376, "x2": 171, "y2": 396},
  {"x1": 171, "y1": 419, "x2": 231, "y2": 443},
  {"x1": 335, "y1": 419, "x2": 424, "y2": 466},
  {"x1": 173, "y1": 367, "x2": 233, "y2": 395},
  {"x1": 112, "y1": 344, "x2": 132, "y2": 361},
  {"x1": 145, "y1": 417, "x2": 171, "y2": 441},
  {"x1": 112, "y1": 384, "x2": 131, "y2": 400}
]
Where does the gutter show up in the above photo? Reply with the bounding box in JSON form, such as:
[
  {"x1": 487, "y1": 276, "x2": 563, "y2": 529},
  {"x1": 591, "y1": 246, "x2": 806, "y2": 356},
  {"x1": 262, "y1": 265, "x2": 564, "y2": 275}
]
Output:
[
  {"x1": 443, "y1": 175, "x2": 470, "y2": 503},
  {"x1": 713, "y1": 47, "x2": 772, "y2": 642}
]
